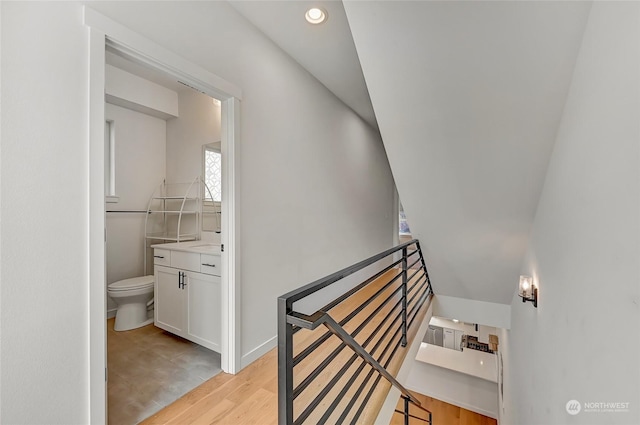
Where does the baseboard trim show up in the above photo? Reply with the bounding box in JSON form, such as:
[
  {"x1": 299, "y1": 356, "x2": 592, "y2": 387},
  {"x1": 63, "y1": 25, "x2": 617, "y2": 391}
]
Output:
[
  {"x1": 107, "y1": 308, "x2": 117, "y2": 319},
  {"x1": 241, "y1": 335, "x2": 277, "y2": 369}
]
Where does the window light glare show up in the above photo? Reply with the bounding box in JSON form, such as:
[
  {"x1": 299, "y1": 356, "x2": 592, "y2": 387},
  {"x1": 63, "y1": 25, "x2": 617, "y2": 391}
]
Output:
[{"x1": 305, "y1": 7, "x2": 327, "y2": 24}]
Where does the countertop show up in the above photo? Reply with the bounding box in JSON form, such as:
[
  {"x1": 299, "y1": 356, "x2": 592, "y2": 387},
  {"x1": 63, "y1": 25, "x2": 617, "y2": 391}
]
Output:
[
  {"x1": 415, "y1": 342, "x2": 498, "y2": 383},
  {"x1": 151, "y1": 241, "x2": 221, "y2": 255}
]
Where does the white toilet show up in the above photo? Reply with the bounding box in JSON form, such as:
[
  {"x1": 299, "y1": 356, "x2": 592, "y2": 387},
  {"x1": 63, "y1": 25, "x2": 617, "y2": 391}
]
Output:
[{"x1": 108, "y1": 275, "x2": 155, "y2": 331}]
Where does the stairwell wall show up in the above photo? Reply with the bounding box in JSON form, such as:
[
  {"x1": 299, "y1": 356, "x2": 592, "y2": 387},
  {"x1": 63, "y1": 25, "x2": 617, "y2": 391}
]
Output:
[{"x1": 500, "y1": 2, "x2": 640, "y2": 424}]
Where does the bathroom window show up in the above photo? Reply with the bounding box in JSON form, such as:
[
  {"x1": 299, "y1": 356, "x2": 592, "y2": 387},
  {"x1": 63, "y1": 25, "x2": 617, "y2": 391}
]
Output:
[
  {"x1": 105, "y1": 120, "x2": 118, "y2": 202},
  {"x1": 399, "y1": 209, "x2": 411, "y2": 235},
  {"x1": 204, "y1": 147, "x2": 221, "y2": 202}
]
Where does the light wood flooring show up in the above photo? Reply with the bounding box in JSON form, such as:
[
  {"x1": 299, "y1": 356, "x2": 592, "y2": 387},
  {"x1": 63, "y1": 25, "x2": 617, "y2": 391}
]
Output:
[
  {"x1": 107, "y1": 318, "x2": 221, "y2": 425},
  {"x1": 142, "y1": 267, "x2": 432, "y2": 424},
  {"x1": 390, "y1": 392, "x2": 498, "y2": 425},
  {"x1": 141, "y1": 346, "x2": 496, "y2": 425}
]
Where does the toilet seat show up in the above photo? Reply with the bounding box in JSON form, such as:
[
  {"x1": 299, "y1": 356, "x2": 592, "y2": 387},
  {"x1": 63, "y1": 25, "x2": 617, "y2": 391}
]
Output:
[{"x1": 108, "y1": 275, "x2": 154, "y2": 292}]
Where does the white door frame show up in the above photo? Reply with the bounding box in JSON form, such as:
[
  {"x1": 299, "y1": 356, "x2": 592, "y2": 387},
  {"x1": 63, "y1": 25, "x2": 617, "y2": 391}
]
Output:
[{"x1": 84, "y1": 7, "x2": 242, "y2": 424}]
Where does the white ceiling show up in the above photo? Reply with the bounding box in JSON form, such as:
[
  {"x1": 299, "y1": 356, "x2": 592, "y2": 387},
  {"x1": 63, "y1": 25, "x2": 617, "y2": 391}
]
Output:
[
  {"x1": 209, "y1": 1, "x2": 592, "y2": 305},
  {"x1": 228, "y1": 0, "x2": 378, "y2": 129},
  {"x1": 344, "y1": 1, "x2": 592, "y2": 303},
  {"x1": 94, "y1": 1, "x2": 596, "y2": 307}
]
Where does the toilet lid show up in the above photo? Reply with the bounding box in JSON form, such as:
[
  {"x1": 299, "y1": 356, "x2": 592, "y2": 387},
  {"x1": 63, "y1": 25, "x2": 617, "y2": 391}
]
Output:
[{"x1": 108, "y1": 275, "x2": 154, "y2": 291}]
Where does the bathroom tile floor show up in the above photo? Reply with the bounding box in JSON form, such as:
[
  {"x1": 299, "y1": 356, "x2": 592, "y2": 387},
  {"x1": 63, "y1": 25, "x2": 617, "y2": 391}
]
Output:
[{"x1": 107, "y1": 318, "x2": 221, "y2": 425}]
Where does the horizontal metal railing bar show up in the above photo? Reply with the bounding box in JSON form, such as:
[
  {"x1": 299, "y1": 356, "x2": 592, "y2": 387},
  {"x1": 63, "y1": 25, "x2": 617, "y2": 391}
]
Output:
[
  {"x1": 332, "y1": 278, "x2": 432, "y2": 423},
  {"x1": 294, "y1": 356, "x2": 365, "y2": 424},
  {"x1": 401, "y1": 396, "x2": 433, "y2": 417},
  {"x1": 315, "y1": 310, "x2": 405, "y2": 424},
  {"x1": 405, "y1": 277, "x2": 428, "y2": 313},
  {"x1": 407, "y1": 284, "x2": 429, "y2": 324},
  {"x1": 291, "y1": 268, "x2": 421, "y2": 361},
  {"x1": 407, "y1": 286, "x2": 431, "y2": 330},
  {"x1": 315, "y1": 258, "x2": 403, "y2": 317},
  {"x1": 318, "y1": 359, "x2": 369, "y2": 424},
  {"x1": 350, "y1": 289, "x2": 433, "y2": 424},
  {"x1": 296, "y1": 314, "x2": 400, "y2": 423},
  {"x1": 407, "y1": 273, "x2": 428, "y2": 298},
  {"x1": 287, "y1": 311, "x2": 326, "y2": 329},
  {"x1": 407, "y1": 263, "x2": 425, "y2": 282},
  {"x1": 340, "y1": 364, "x2": 378, "y2": 424},
  {"x1": 321, "y1": 315, "x2": 424, "y2": 407},
  {"x1": 407, "y1": 256, "x2": 422, "y2": 270},
  {"x1": 393, "y1": 409, "x2": 431, "y2": 423},
  {"x1": 292, "y1": 293, "x2": 404, "y2": 399},
  {"x1": 294, "y1": 312, "x2": 403, "y2": 425},
  {"x1": 333, "y1": 322, "x2": 405, "y2": 424},
  {"x1": 280, "y1": 240, "x2": 419, "y2": 304},
  {"x1": 293, "y1": 298, "x2": 403, "y2": 400},
  {"x1": 293, "y1": 277, "x2": 426, "y2": 420},
  {"x1": 407, "y1": 258, "x2": 424, "y2": 280},
  {"x1": 292, "y1": 272, "x2": 403, "y2": 366},
  {"x1": 292, "y1": 261, "x2": 403, "y2": 336},
  {"x1": 406, "y1": 248, "x2": 419, "y2": 258},
  {"x1": 291, "y1": 281, "x2": 402, "y2": 368},
  {"x1": 279, "y1": 239, "x2": 433, "y2": 425},
  {"x1": 342, "y1": 324, "x2": 405, "y2": 424}
]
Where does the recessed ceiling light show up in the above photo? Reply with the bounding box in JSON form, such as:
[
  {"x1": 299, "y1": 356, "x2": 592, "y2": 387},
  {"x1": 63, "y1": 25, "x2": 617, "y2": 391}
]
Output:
[
  {"x1": 305, "y1": 7, "x2": 327, "y2": 25},
  {"x1": 452, "y1": 319, "x2": 459, "y2": 323}
]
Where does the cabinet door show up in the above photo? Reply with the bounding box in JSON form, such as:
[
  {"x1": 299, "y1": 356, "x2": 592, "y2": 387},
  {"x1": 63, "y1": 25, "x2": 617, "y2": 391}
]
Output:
[
  {"x1": 443, "y1": 328, "x2": 456, "y2": 349},
  {"x1": 454, "y1": 330, "x2": 464, "y2": 351},
  {"x1": 185, "y1": 271, "x2": 221, "y2": 352},
  {"x1": 155, "y1": 266, "x2": 184, "y2": 334}
]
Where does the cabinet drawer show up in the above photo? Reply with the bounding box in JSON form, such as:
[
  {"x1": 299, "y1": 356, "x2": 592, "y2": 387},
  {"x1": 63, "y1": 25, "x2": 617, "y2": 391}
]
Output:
[
  {"x1": 153, "y1": 249, "x2": 171, "y2": 266},
  {"x1": 200, "y1": 254, "x2": 221, "y2": 276},
  {"x1": 171, "y1": 251, "x2": 201, "y2": 272}
]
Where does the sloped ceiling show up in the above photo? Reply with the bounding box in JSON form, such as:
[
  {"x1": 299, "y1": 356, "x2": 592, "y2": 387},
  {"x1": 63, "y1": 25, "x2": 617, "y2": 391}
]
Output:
[
  {"x1": 229, "y1": 1, "x2": 378, "y2": 129},
  {"x1": 343, "y1": 1, "x2": 592, "y2": 303}
]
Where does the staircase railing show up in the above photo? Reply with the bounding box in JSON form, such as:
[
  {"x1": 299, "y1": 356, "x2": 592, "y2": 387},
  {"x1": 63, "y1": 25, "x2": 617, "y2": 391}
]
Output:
[{"x1": 278, "y1": 240, "x2": 433, "y2": 424}]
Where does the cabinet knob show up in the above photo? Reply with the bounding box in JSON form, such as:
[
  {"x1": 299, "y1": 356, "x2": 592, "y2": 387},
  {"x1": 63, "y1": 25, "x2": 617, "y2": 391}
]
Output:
[
  {"x1": 154, "y1": 255, "x2": 165, "y2": 259},
  {"x1": 202, "y1": 263, "x2": 216, "y2": 267}
]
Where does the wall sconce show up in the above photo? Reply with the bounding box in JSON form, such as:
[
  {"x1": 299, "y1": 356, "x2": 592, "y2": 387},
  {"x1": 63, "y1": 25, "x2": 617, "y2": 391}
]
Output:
[{"x1": 518, "y1": 275, "x2": 537, "y2": 308}]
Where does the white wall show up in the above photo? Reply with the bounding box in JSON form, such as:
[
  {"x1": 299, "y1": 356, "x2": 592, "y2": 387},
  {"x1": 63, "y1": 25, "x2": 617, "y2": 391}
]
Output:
[
  {"x1": 501, "y1": 3, "x2": 640, "y2": 424},
  {"x1": 166, "y1": 89, "x2": 221, "y2": 184},
  {"x1": 1, "y1": 3, "x2": 89, "y2": 423},
  {"x1": 433, "y1": 294, "x2": 511, "y2": 330},
  {"x1": 85, "y1": 1, "x2": 395, "y2": 363},
  {"x1": 0, "y1": 2, "x2": 395, "y2": 422},
  {"x1": 165, "y1": 89, "x2": 222, "y2": 244},
  {"x1": 105, "y1": 103, "x2": 166, "y2": 312},
  {"x1": 405, "y1": 357, "x2": 499, "y2": 419},
  {"x1": 105, "y1": 64, "x2": 179, "y2": 119}
]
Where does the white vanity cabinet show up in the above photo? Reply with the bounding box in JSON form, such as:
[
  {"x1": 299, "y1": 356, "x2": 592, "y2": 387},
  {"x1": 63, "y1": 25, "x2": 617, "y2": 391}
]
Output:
[{"x1": 153, "y1": 245, "x2": 221, "y2": 353}]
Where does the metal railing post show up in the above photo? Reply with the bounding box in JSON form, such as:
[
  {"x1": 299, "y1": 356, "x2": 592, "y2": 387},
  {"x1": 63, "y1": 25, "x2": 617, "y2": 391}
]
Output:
[
  {"x1": 415, "y1": 240, "x2": 432, "y2": 293},
  {"x1": 277, "y1": 239, "x2": 433, "y2": 424},
  {"x1": 401, "y1": 246, "x2": 408, "y2": 347},
  {"x1": 278, "y1": 297, "x2": 294, "y2": 425},
  {"x1": 404, "y1": 396, "x2": 410, "y2": 425}
]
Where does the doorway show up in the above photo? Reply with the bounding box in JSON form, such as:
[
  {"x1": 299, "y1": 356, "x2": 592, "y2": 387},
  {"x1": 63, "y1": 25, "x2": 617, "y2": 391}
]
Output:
[
  {"x1": 86, "y1": 7, "x2": 242, "y2": 424},
  {"x1": 104, "y1": 50, "x2": 226, "y2": 424}
]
